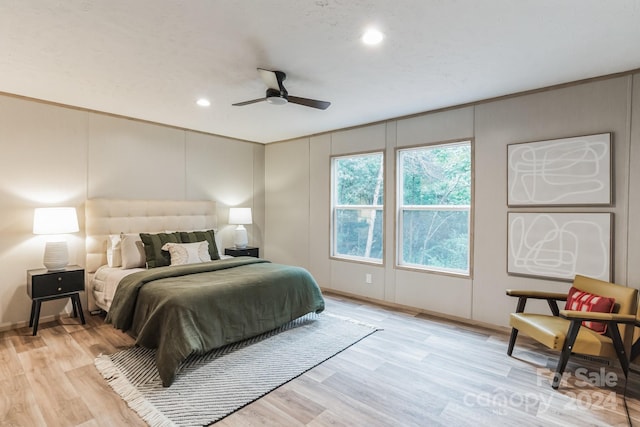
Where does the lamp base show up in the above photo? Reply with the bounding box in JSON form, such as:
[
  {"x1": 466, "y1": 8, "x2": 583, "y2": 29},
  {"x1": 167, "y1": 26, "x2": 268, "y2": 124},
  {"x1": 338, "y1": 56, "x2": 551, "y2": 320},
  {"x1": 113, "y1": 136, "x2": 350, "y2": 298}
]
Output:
[
  {"x1": 43, "y1": 241, "x2": 69, "y2": 271},
  {"x1": 233, "y1": 225, "x2": 248, "y2": 249}
]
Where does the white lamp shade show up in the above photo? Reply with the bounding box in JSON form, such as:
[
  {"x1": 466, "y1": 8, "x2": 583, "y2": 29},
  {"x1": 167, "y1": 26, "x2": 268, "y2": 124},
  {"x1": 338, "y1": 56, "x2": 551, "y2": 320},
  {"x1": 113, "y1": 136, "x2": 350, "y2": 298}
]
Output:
[
  {"x1": 228, "y1": 207, "x2": 252, "y2": 225},
  {"x1": 33, "y1": 207, "x2": 79, "y2": 271},
  {"x1": 33, "y1": 207, "x2": 79, "y2": 235}
]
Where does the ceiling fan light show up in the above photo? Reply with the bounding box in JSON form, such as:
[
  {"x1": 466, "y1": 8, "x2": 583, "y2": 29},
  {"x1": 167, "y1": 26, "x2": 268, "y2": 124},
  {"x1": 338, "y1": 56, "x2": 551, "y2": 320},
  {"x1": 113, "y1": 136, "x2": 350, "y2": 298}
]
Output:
[{"x1": 266, "y1": 96, "x2": 288, "y2": 106}]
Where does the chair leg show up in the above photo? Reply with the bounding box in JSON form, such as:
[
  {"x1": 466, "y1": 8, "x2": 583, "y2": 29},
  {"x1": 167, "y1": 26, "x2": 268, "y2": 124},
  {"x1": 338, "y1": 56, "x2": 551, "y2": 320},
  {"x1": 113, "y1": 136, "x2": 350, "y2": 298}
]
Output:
[
  {"x1": 507, "y1": 328, "x2": 519, "y2": 356},
  {"x1": 547, "y1": 299, "x2": 560, "y2": 316},
  {"x1": 507, "y1": 296, "x2": 527, "y2": 356},
  {"x1": 632, "y1": 339, "x2": 640, "y2": 363},
  {"x1": 607, "y1": 321, "x2": 629, "y2": 378},
  {"x1": 552, "y1": 319, "x2": 582, "y2": 389}
]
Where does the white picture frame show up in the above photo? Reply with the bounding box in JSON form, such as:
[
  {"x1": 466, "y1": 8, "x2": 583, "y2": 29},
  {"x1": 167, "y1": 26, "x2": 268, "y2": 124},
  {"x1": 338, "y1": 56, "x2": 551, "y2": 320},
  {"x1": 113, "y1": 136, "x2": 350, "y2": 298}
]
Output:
[
  {"x1": 507, "y1": 212, "x2": 613, "y2": 281},
  {"x1": 507, "y1": 133, "x2": 612, "y2": 206}
]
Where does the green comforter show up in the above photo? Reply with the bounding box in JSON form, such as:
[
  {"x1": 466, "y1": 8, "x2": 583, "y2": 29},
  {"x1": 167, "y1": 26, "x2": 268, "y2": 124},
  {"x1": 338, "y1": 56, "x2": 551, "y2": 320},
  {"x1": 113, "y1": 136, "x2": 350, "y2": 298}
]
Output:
[{"x1": 106, "y1": 257, "x2": 325, "y2": 386}]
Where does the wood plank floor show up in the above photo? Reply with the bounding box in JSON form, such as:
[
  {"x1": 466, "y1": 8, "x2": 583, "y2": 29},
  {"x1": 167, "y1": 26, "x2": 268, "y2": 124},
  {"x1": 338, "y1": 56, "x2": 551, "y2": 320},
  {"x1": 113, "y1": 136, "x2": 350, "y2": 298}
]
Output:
[{"x1": 2, "y1": 292, "x2": 640, "y2": 426}]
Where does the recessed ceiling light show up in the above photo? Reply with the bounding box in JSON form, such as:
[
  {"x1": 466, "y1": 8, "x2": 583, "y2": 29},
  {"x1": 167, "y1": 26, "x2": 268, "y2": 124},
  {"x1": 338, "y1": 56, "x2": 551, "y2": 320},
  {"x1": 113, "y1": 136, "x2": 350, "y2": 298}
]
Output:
[
  {"x1": 362, "y1": 28, "x2": 384, "y2": 45},
  {"x1": 196, "y1": 98, "x2": 211, "y2": 107}
]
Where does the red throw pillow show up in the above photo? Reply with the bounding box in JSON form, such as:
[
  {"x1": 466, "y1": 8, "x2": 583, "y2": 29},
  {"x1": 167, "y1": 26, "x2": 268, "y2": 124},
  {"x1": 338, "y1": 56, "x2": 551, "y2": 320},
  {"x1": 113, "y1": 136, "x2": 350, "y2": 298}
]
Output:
[{"x1": 564, "y1": 287, "x2": 615, "y2": 334}]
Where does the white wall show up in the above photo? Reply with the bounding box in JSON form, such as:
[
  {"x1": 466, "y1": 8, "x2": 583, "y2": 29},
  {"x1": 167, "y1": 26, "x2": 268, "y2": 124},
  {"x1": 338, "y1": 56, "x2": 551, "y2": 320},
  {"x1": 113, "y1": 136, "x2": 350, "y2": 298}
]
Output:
[
  {"x1": 0, "y1": 95, "x2": 263, "y2": 329},
  {"x1": 264, "y1": 73, "x2": 640, "y2": 328}
]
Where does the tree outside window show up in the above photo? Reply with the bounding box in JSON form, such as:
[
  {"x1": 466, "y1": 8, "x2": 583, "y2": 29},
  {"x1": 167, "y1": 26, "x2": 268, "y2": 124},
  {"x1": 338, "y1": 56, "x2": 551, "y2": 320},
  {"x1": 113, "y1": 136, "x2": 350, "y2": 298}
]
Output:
[
  {"x1": 331, "y1": 152, "x2": 384, "y2": 263},
  {"x1": 397, "y1": 141, "x2": 472, "y2": 274}
]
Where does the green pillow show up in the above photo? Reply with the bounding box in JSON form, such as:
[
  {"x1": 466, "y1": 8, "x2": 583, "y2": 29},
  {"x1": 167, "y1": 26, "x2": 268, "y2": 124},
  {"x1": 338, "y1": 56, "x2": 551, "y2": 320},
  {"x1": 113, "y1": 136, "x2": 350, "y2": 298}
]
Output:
[
  {"x1": 179, "y1": 230, "x2": 220, "y2": 261},
  {"x1": 140, "y1": 232, "x2": 181, "y2": 268}
]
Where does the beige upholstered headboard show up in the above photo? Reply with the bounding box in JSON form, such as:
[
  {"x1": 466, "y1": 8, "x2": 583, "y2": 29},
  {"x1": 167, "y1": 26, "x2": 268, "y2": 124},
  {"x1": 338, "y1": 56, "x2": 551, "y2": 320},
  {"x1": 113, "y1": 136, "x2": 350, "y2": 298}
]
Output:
[
  {"x1": 85, "y1": 199, "x2": 217, "y2": 309},
  {"x1": 85, "y1": 199, "x2": 218, "y2": 274}
]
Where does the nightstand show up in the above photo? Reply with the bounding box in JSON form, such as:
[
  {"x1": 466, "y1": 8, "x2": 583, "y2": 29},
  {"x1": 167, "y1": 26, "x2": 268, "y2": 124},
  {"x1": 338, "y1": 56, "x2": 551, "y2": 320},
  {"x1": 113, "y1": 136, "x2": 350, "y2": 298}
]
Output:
[
  {"x1": 224, "y1": 246, "x2": 259, "y2": 258},
  {"x1": 27, "y1": 265, "x2": 86, "y2": 336}
]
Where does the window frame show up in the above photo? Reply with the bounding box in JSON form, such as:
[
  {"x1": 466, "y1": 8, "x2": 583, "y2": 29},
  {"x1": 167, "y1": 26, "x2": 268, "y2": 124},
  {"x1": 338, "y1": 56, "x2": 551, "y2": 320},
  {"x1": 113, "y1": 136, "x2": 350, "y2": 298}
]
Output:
[
  {"x1": 330, "y1": 150, "x2": 385, "y2": 265},
  {"x1": 395, "y1": 139, "x2": 474, "y2": 277}
]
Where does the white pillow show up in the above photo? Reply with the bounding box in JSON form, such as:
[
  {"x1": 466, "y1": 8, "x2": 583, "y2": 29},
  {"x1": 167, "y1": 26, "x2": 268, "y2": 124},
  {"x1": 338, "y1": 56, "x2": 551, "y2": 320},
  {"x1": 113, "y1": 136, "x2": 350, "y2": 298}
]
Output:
[
  {"x1": 162, "y1": 241, "x2": 211, "y2": 266},
  {"x1": 120, "y1": 233, "x2": 146, "y2": 269},
  {"x1": 106, "y1": 234, "x2": 122, "y2": 267},
  {"x1": 165, "y1": 228, "x2": 222, "y2": 259}
]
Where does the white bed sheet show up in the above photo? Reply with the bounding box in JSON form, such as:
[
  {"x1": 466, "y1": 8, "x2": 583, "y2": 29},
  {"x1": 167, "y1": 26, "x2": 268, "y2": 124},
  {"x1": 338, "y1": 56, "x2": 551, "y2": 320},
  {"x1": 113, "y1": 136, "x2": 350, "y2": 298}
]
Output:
[{"x1": 91, "y1": 265, "x2": 144, "y2": 311}]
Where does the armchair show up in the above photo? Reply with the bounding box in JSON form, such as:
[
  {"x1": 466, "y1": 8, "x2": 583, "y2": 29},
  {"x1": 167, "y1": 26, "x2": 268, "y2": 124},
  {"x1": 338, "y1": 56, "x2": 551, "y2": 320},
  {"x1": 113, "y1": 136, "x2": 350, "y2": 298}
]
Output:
[{"x1": 506, "y1": 275, "x2": 638, "y2": 389}]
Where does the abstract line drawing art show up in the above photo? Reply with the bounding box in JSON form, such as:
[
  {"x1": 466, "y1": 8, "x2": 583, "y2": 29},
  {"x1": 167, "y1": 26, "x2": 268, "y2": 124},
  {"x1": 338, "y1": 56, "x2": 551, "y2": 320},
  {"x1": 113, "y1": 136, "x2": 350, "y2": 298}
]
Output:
[
  {"x1": 507, "y1": 133, "x2": 611, "y2": 206},
  {"x1": 507, "y1": 212, "x2": 612, "y2": 281}
]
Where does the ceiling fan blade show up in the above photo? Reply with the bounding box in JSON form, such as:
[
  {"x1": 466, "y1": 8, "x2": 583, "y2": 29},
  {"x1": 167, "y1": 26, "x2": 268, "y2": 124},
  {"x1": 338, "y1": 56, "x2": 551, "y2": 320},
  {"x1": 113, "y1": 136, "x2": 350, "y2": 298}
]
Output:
[
  {"x1": 287, "y1": 96, "x2": 331, "y2": 110},
  {"x1": 258, "y1": 68, "x2": 283, "y2": 91},
  {"x1": 232, "y1": 98, "x2": 266, "y2": 106},
  {"x1": 238, "y1": 69, "x2": 330, "y2": 110}
]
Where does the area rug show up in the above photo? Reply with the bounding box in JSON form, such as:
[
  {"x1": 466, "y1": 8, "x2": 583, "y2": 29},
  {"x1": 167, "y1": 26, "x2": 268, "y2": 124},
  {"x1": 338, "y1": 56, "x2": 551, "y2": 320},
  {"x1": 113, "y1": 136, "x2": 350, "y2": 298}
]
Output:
[{"x1": 94, "y1": 313, "x2": 379, "y2": 427}]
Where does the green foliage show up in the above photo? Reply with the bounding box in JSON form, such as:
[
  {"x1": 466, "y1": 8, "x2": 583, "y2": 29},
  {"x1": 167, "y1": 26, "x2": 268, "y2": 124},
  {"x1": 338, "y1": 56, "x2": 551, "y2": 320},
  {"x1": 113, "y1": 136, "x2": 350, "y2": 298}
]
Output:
[
  {"x1": 401, "y1": 144, "x2": 470, "y2": 206},
  {"x1": 335, "y1": 209, "x2": 383, "y2": 260},
  {"x1": 399, "y1": 143, "x2": 471, "y2": 272},
  {"x1": 401, "y1": 210, "x2": 469, "y2": 271},
  {"x1": 335, "y1": 153, "x2": 384, "y2": 206},
  {"x1": 332, "y1": 143, "x2": 471, "y2": 270},
  {"x1": 333, "y1": 152, "x2": 384, "y2": 260}
]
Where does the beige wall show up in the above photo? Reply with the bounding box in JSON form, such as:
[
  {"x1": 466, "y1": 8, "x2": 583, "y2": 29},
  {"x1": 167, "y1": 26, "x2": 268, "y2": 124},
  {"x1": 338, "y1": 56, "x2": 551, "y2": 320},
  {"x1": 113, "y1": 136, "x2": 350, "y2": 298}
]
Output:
[
  {"x1": 627, "y1": 74, "x2": 640, "y2": 285},
  {"x1": 0, "y1": 95, "x2": 263, "y2": 328},
  {"x1": 264, "y1": 138, "x2": 310, "y2": 267},
  {"x1": 474, "y1": 76, "x2": 631, "y2": 326},
  {"x1": 265, "y1": 73, "x2": 640, "y2": 328},
  {"x1": 2, "y1": 72, "x2": 638, "y2": 331}
]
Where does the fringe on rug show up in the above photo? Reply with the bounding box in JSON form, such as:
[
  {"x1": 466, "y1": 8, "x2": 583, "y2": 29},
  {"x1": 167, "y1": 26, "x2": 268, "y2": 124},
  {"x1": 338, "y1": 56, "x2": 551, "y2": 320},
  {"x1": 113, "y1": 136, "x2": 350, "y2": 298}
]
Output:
[
  {"x1": 94, "y1": 354, "x2": 175, "y2": 427},
  {"x1": 322, "y1": 312, "x2": 382, "y2": 331}
]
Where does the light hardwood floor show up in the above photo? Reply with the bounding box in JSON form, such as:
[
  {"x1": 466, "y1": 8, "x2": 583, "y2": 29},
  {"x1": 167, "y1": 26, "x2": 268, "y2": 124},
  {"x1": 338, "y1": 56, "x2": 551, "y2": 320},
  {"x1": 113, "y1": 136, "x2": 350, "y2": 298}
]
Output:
[{"x1": 2, "y1": 292, "x2": 640, "y2": 426}]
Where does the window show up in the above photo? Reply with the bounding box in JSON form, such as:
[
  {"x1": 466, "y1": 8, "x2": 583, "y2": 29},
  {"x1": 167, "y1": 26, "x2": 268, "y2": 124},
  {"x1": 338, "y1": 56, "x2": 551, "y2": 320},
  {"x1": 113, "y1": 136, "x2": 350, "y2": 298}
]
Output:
[
  {"x1": 331, "y1": 152, "x2": 384, "y2": 263},
  {"x1": 397, "y1": 141, "x2": 472, "y2": 274}
]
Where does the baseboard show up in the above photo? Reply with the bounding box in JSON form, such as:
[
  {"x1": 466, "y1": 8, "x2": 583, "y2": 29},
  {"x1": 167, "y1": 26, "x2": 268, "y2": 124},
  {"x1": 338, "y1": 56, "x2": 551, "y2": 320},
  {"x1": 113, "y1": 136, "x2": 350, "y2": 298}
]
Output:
[
  {"x1": 320, "y1": 287, "x2": 511, "y2": 335},
  {"x1": 0, "y1": 311, "x2": 74, "y2": 333}
]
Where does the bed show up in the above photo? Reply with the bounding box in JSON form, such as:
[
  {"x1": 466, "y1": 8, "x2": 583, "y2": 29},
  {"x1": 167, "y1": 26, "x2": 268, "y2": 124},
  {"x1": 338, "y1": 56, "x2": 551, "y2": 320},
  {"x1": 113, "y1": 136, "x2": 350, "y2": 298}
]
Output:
[{"x1": 85, "y1": 199, "x2": 325, "y2": 386}]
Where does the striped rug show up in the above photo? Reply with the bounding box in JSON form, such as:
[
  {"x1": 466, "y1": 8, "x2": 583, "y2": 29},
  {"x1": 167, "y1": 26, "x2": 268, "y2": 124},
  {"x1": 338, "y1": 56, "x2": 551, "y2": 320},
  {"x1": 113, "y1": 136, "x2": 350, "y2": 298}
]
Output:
[{"x1": 95, "y1": 313, "x2": 378, "y2": 427}]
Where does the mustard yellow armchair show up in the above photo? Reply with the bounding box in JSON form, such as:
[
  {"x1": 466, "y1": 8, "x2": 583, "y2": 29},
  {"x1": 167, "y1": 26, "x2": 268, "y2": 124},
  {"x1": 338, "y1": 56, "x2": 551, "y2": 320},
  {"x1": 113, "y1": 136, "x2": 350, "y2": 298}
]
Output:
[{"x1": 507, "y1": 275, "x2": 638, "y2": 389}]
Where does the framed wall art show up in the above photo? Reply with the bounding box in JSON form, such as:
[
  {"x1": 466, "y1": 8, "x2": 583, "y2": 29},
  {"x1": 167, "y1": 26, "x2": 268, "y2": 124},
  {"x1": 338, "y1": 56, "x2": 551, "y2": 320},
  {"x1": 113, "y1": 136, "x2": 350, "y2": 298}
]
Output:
[
  {"x1": 507, "y1": 212, "x2": 613, "y2": 281},
  {"x1": 507, "y1": 133, "x2": 612, "y2": 206}
]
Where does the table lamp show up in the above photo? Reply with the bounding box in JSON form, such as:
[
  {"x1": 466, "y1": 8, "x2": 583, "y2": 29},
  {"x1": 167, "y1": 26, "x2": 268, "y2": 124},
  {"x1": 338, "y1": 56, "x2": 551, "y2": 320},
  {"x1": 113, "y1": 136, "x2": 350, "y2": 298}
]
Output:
[
  {"x1": 228, "y1": 207, "x2": 252, "y2": 249},
  {"x1": 33, "y1": 207, "x2": 79, "y2": 271}
]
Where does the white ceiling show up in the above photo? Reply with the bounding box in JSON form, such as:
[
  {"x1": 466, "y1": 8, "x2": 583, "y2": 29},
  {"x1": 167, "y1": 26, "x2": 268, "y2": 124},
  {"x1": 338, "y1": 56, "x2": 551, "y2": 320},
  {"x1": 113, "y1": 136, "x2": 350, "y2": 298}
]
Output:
[{"x1": 1, "y1": 1, "x2": 639, "y2": 144}]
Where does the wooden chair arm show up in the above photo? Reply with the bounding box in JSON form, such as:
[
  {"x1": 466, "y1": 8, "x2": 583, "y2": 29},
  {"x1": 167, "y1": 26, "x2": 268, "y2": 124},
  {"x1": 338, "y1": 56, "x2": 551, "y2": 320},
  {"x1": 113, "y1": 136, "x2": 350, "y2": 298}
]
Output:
[
  {"x1": 559, "y1": 310, "x2": 637, "y2": 324},
  {"x1": 506, "y1": 289, "x2": 567, "y2": 301},
  {"x1": 507, "y1": 289, "x2": 568, "y2": 316}
]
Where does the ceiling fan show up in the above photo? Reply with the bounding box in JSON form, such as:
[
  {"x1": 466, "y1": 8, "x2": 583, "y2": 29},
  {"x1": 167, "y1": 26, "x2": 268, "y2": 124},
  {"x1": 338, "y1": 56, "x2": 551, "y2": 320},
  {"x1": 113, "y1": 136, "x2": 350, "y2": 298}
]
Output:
[{"x1": 232, "y1": 68, "x2": 331, "y2": 110}]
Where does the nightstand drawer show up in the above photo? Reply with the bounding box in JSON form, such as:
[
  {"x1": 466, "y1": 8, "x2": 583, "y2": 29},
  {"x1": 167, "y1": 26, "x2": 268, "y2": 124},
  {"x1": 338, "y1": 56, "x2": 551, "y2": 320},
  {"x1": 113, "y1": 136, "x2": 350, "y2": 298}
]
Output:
[
  {"x1": 28, "y1": 268, "x2": 84, "y2": 298},
  {"x1": 224, "y1": 247, "x2": 259, "y2": 258}
]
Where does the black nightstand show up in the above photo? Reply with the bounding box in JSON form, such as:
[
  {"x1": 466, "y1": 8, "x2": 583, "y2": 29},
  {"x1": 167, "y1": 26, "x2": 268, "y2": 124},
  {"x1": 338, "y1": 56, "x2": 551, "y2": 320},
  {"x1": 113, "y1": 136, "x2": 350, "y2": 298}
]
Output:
[
  {"x1": 27, "y1": 265, "x2": 86, "y2": 336},
  {"x1": 224, "y1": 246, "x2": 259, "y2": 258}
]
